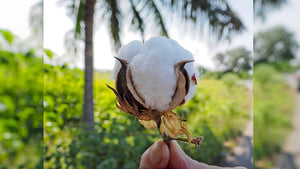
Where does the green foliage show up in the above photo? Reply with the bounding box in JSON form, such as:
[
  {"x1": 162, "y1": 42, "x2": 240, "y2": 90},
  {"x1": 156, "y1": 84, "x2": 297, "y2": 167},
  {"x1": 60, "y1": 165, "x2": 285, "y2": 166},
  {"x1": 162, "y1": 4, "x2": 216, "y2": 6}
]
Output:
[
  {"x1": 273, "y1": 61, "x2": 298, "y2": 73},
  {"x1": 44, "y1": 65, "x2": 251, "y2": 168},
  {"x1": 204, "y1": 70, "x2": 252, "y2": 80},
  {"x1": 253, "y1": 64, "x2": 295, "y2": 168},
  {"x1": 203, "y1": 71, "x2": 223, "y2": 79},
  {"x1": 0, "y1": 32, "x2": 43, "y2": 168},
  {"x1": 254, "y1": 64, "x2": 278, "y2": 84},
  {"x1": 0, "y1": 29, "x2": 15, "y2": 45},
  {"x1": 44, "y1": 49, "x2": 54, "y2": 59},
  {"x1": 237, "y1": 71, "x2": 253, "y2": 79},
  {"x1": 221, "y1": 73, "x2": 240, "y2": 89}
]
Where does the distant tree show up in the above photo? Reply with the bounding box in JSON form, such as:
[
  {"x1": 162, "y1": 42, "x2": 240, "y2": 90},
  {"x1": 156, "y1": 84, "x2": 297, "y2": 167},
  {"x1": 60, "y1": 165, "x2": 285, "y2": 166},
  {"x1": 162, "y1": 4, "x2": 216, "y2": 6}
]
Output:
[
  {"x1": 254, "y1": 0, "x2": 287, "y2": 20},
  {"x1": 214, "y1": 47, "x2": 252, "y2": 73},
  {"x1": 254, "y1": 26, "x2": 299, "y2": 64},
  {"x1": 62, "y1": 0, "x2": 246, "y2": 130},
  {"x1": 197, "y1": 66, "x2": 207, "y2": 76}
]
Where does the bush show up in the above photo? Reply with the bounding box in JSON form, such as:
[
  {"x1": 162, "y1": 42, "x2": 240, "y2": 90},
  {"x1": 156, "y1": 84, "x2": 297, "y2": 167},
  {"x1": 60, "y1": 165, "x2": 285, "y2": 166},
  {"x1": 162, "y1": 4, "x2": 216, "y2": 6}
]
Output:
[
  {"x1": 273, "y1": 61, "x2": 298, "y2": 73},
  {"x1": 221, "y1": 73, "x2": 240, "y2": 89},
  {"x1": 254, "y1": 64, "x2": 278, "y2": 84},
  {"x1": 254, "y1": 64, "x2": 295, "y2": 168},
  {"x1": 0, "y1": 31, "x2": 43, "y2": 168}
]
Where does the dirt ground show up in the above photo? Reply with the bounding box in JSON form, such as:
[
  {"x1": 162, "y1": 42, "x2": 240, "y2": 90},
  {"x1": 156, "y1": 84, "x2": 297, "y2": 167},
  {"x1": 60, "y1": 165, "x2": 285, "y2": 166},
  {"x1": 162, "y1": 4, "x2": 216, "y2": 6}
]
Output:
[
  {"x1": 273, "y1": 74, "x2": 300, "y2": 169},
  {"x1": 220, "y1": 80, "x2": 253, "y2": 169}
]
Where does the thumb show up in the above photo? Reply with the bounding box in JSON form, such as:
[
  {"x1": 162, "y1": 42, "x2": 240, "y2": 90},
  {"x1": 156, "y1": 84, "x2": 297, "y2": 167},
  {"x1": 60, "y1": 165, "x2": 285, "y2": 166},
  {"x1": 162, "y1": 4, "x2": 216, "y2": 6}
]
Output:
[
  {"x1": 168, "y1": 140, "x2": 197, "y2": 169},
  {"x1": 139, "y1": 139, "x2": 170, "y2": 169},
  {"x1": 168, "y1": 141, "x2": 246, "y2": 169}
]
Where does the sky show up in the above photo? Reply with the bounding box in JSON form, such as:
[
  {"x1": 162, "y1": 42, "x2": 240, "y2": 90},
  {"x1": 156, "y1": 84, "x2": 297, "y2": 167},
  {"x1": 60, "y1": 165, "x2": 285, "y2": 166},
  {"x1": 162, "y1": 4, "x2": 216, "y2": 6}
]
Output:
[
  {"x1": 1, "y1": 0, "x2": 299, "y2": 71},
  {"x1": 43, "y1": 0, "x2": 253, "y2": 71},
  {"x1": 0, "y1": 0, "x2": 252, "y2": 71},
  {"x1": 0, "y1": 0, "x2": 37, "y2": 40}
]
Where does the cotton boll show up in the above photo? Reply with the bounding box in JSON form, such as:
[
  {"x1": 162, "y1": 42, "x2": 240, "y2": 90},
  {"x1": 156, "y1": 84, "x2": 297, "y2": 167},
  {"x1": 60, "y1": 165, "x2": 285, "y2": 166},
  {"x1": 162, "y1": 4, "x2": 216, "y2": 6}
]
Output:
[
  {"x1": 143, "y1": 37, "x2": 177, "y2": 66},
  {"x1": 118, "y1": 40, "x2": 142, "y2": 60},
  {"x1": 109, "y1": 37, "x2": 202, "y2": 146},
  {"x1": 112, "y1": 36, "x2": 198, "y2": 111},
  {"x1": 111, "y1": 40, "x2": 142, "y2": 79},
  {"x1": 130, "y1": 51, "x2": 177, "y2": 112},
  {"x1": 169, "y1": 39, "x2": 194, "y2": 62}
]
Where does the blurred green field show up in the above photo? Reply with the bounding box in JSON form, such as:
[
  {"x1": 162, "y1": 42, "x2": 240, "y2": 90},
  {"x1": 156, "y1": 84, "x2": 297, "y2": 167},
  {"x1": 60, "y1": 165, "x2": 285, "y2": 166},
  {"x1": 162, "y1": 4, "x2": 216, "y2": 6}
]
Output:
[
  {"x1": 0, "y1": 32, "x2": 43, "y2": 168},
  {"x1": 1, "y1": 30, "x2": 296, "y2": 168},
  {"x1": 43, "y1": 63, "x2": 252, "y2": 168},
  {"x1": 0, "y1": 31, "x2": 252, "y2": 167}
]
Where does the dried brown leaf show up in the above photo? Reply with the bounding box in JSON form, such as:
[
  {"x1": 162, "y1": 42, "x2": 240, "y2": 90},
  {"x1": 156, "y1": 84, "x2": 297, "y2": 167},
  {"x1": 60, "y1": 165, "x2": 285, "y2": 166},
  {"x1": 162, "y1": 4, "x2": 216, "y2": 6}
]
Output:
[
  {"x1": 159, "y1": 111, "x2": 191, "y2": 145},
  {"x1": 139, "y1": 120, "x2": 157, "y2": 129}
]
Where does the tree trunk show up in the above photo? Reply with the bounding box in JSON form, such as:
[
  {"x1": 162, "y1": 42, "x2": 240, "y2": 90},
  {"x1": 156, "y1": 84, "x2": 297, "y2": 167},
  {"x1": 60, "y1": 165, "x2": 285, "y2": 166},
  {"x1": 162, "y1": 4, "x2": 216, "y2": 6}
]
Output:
[{"x1": 82, "y1": 0, "x2": 96, "y2": 131}]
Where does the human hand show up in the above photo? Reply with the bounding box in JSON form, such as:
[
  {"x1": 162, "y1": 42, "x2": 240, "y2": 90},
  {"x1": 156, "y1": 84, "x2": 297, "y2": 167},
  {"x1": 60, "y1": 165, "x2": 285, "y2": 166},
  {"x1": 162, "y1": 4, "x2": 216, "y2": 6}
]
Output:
[{"x1": 139, "y1": 139, "x2": 246, "y2": 169}]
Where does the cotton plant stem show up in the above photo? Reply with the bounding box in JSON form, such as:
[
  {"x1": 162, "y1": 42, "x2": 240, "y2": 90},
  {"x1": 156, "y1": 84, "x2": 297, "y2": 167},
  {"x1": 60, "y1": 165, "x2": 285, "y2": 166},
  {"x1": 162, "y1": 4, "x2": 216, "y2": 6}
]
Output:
[{"x1": 163, "y1": 132, "x2": 204, "y2": 146}]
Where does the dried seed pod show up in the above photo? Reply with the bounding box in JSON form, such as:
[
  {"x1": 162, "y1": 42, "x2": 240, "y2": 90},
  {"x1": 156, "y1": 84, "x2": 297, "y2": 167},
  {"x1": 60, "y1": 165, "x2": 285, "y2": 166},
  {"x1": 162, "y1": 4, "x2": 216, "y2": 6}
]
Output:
[{"x1": 107, "y1": 37, "x2": 202, "y2": 146}]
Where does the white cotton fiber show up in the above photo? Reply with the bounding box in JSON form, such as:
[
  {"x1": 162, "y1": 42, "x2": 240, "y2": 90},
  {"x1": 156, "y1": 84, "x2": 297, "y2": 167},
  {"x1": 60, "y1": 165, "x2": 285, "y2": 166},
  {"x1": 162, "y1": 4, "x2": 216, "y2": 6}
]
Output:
[
  {"x1": 111, "y1": 40, "x2": 143, "y2": 79},
  {"x1": 112, "y1": 36, "x2": 199, "y2": 112}
]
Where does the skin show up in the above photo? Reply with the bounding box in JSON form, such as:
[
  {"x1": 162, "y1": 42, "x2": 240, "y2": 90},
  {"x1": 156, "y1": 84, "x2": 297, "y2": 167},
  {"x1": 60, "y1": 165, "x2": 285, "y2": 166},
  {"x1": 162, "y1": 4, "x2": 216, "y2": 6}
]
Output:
[{"x1": 139, "y1": 139, "x2": 247, "y2": 169}]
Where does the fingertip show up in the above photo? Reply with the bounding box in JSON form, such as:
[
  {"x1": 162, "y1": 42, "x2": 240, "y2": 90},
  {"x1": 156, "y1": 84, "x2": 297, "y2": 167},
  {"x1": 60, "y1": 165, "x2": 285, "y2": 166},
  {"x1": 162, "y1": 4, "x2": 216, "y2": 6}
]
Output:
[
  {"x1": 169, "y1": 141, "x2": 207, "y2": 169},
  {"x1": 169, "y1": 140, "x2": 184, "y2": 154},
  {"x1": 139, "y1": 139, "x2": 169, "y2": 169},
  {"x1": 168, "y1": 140, "x2": 190, "y2": 169}
]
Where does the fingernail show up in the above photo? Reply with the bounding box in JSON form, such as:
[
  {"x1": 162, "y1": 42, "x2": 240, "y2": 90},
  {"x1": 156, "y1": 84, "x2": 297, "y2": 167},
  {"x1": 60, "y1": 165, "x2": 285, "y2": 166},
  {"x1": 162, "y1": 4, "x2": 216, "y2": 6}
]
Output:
[{"x1": 150, "y1": 141, "x2": 162, "y2": 165}]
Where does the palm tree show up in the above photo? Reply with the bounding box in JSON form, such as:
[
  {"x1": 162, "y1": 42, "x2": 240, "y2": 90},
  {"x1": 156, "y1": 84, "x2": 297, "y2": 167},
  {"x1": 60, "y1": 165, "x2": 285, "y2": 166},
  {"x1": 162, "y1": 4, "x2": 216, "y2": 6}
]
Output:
[
  {"x1": 62, "y1": 0, "x2": 245, "y2": 131},
  {"x1": 29, "y1": 0, "x2": 43, "y2": 49}
]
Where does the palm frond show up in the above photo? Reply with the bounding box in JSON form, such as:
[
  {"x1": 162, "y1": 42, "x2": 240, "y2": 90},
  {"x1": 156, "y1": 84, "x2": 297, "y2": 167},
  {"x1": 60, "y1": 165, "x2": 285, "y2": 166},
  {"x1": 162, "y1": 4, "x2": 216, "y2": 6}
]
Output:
[
  {"x1": 29, "y1": 0, "x2": 43, "y2": 40},
  {"x1": 105, "y1": 0, "x2": 121, "y2": 50},
  {"x1": 161, "y1": 0, "x2": 245, "y2": 40},
  {"x1": 59, "y1": 0, "x2": 84, "y2": 56},
  {"x1": 129, "y1": 0, "x2": 145, "y2": 40},
  {"x1": 64, "y1": 29, "x2": 83, "y2": 57},
  {"x1": 75, "y1": 0, "x2": 84, "y2": 38},
  {"x1": 59, "y1": 0, "x2": 84, "y2": 39},
  {"x1": 144, "y1": 0, "x2": 169, "y2": 37}
]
